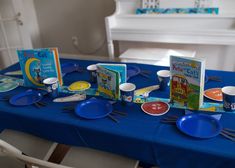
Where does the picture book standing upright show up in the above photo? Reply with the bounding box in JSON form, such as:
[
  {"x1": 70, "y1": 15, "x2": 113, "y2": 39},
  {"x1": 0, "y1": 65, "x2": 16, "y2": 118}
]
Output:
[
  {"x1": 17, "y1": 48, "x2": 63, "y2": 88},
  {"x1": 96, "y1": 63, "x2": 127, "y2": 100},
  {"x1": 170, "y1": 56, "x2": 205, "y2": 109}
]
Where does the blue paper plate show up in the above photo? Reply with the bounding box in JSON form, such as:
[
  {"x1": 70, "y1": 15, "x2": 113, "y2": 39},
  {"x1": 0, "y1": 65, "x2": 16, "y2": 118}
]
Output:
[
  {"x1": 127, "y1": 65, "x2": 141, "y2": 80},
  {"x1": 61, "y1": 62, "x2": 80, "y2": 77},
  {"x1": 176, "y1": 113, "x2": 222, "y2": 139},
  {"x1": 9, "y1": 90, "x2": 43, "y2": 106},
  {"x1": 75, "y1": 99, "x2": 113, "y2": 119}
]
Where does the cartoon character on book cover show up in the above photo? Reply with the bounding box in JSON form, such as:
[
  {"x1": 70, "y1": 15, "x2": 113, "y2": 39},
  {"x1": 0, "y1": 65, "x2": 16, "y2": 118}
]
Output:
[
  {"x1": 96, "y1": 65, "x2": 119, "y2": 100},
  {"x1": 170, "y1": 56, "x2": 205, "y2": 109},
  {"x1": 17, "y1": 48, "x2": 63, "y2": 88}
]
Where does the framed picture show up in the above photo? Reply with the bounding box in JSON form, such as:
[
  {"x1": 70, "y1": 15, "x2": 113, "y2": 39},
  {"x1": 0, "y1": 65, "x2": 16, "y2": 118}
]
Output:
[
  {"x1": 142, "y1": 0, "x2": 219, "y2": 9},
  {"x1": 142, "y1": 0, "x2": 160, "y2": 9}
]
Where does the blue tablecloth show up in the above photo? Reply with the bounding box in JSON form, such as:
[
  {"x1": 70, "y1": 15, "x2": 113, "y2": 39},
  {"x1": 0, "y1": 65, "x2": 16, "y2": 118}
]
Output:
[{"x1": 0, "y1": 58, "x2": 235, "y2": 168}]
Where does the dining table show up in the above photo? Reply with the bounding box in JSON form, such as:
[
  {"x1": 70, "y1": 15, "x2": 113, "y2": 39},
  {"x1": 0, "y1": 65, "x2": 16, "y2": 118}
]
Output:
[{"x1": 0, "y1": 58, "x2": 235, "y2": 168}]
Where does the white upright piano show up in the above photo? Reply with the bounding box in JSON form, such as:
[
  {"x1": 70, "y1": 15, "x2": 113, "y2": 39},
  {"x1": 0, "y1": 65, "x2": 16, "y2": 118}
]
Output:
[{"x1": 105, "y1": 0, "x2": 235, "y2": 59}]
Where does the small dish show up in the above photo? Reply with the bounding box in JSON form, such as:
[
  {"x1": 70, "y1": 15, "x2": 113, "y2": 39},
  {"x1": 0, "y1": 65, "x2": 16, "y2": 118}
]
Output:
[
  {"x1": 0, "y1": 81, "x2": 19, "y2": 92},
  {"x1": 176, "y1": 113, "x2": 222, "y2": 139},
  {"x1": 141, "y1": 101, "x2": 170, "y2": 116},
  {"x1": 68, "y1": 81, "x2": 91, "y2": 91},
  {"x1": 75, "y1": 99, "x2": 113, "y2": 119},
  {"x1": 204, "y1": 88, "x2": 222, "y2": 102},
  {"x1": 9, "y1": 90, "x2": 43, "y2": 106}
]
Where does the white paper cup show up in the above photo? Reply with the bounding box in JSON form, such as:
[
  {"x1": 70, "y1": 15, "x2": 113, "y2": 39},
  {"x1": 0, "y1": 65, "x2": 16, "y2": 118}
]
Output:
[
  {"x1": 87, "y1": 64, "x2": 97, "y2": 83},
  {"x1": 222, "y1": 86, "x2": 235, "y2": 111},
  {"x1": 119, "y1": 83, "x2": 136, "y2": 105},
  {"x1": 43, "y1": 77, "x2": 59, "y2": 98},
  {"x1": 157, "y1": 70, "x2": 170, "y2": 91}
]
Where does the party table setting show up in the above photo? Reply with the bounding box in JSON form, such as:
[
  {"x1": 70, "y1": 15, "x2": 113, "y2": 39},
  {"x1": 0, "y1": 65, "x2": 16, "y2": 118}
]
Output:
[{"x1": 0, "y1": 48, "x2": 235, "y2": 168}]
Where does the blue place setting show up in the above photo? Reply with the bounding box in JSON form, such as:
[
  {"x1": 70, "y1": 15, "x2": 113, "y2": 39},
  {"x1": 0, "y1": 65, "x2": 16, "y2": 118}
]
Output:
[
  {"x1": 161, "y1": 112, "x2": 235, "y2": 142},
  {"x1": 9, "y1": 89, "x2": 43, "y2": 106},
  {"x1": 176, "y1": 113, "x2": 222, "y2": 139},
  {"x1": 75, "y1": 98, "x2": 113, "y2": 119},
  {"x1": 62, "y1": 97, "x2": 127, "y2": 123}
]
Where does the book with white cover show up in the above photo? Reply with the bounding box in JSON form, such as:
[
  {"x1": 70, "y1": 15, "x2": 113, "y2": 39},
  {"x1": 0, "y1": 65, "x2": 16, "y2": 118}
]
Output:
[{"x1": 170, "y1": 55, "x2": 206, "y2": 109}]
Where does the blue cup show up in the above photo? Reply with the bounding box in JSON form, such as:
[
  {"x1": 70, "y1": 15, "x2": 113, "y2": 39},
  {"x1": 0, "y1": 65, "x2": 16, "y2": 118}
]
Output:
[
  {"x1": 222, "y1": 86, "x2": 235, "y2": 112},
  {"x1": 87, "y1": 64, "x2": 97, "y2": 83},
  {"x1": 157, "y1": 70, "x2": 170, "y2": 91},
  {"x1": 119, "y1": 83, "x2": 136, "y2": 106},
  {"x1": 43, "y1": 77, "x2": 59, "y2": 98}
]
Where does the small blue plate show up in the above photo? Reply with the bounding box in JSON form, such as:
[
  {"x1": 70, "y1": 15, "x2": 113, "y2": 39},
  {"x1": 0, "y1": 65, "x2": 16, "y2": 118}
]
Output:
[
  {"x1": 61, "y1": 62, "x2": 80, "y2": 77},
  {"x1": 127, "y1": 66, "x2": 141, "y2": 80},
  {"x1": 75, "y1": 99, "x2": 113, "y2": 119},
  {"x1": 9, "y1": 90, "x2": 43, "y2": 106},
  {"x1": 176, "y1": 113, "x2": 222, "y2": 139}
]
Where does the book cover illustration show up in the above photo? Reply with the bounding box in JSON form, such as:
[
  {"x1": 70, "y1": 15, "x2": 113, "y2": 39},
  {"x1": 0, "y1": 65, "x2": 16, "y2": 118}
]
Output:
[
  {"x1": 96, "y1": 65, "x2": 120, "y2": 100},
  {"x1": 17, "y1": 48, "x2": 63, "y2": 88},
  {"x1": 170, "y1": 56, "x2": 205, "y2": 109},
  {"x1": 97, "y1": 63, "x2": 127, "y2": 84}
]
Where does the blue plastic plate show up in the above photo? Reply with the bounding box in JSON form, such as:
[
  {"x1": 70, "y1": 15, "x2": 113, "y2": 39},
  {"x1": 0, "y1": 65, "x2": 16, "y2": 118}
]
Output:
[
  {"x1": 9, "y1": 90, "x2": 43, "y2": 106},
  {"x1": 75, "y1": 99, "x2": 113, "y2": 119},
  {"x1": 176, "y1": 113, "x2": 222, "y2": 139},
  {"x1": 127, "y1": 65, "x2": 141, "y2": 80},
  {"x1": 61, "y1": 62, "x2": 80, "y2": 77}
]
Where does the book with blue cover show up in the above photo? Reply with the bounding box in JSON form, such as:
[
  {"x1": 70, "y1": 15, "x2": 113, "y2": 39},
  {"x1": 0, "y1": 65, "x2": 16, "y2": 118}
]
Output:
[{"x1": 17, "y1": 48, "x2": 63, "y2": 88}]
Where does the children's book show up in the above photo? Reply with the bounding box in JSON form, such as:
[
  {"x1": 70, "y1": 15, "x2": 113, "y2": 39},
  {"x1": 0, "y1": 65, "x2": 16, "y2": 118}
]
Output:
[
  {"x1": 170, "y1": 56, "x2": 205, "y2": 109},
  {"x1": 96, "y1": 63, "x2": 126, "y2": 100},
  {"x1": 97, "y1": 63, "x2": 127, "y2": 84},
  {"x1": 17, "y1": 48, "x2": 63, "y2": 88}
]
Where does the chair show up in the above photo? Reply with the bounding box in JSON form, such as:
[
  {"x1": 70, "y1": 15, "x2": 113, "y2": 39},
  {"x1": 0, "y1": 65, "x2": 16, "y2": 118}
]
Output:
[
  {"x1": 0, "y1": 129, "x2": 58, "y2": 168},
  {"x1": 61, "y1": 147, "x2": 139, "y2": 168},
  {"x1": 0, "y1": 138, "x2": 72, "y2": 168},
  {"x1": 0, "y1": 129, "x2": 139, "y2": 168}
]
